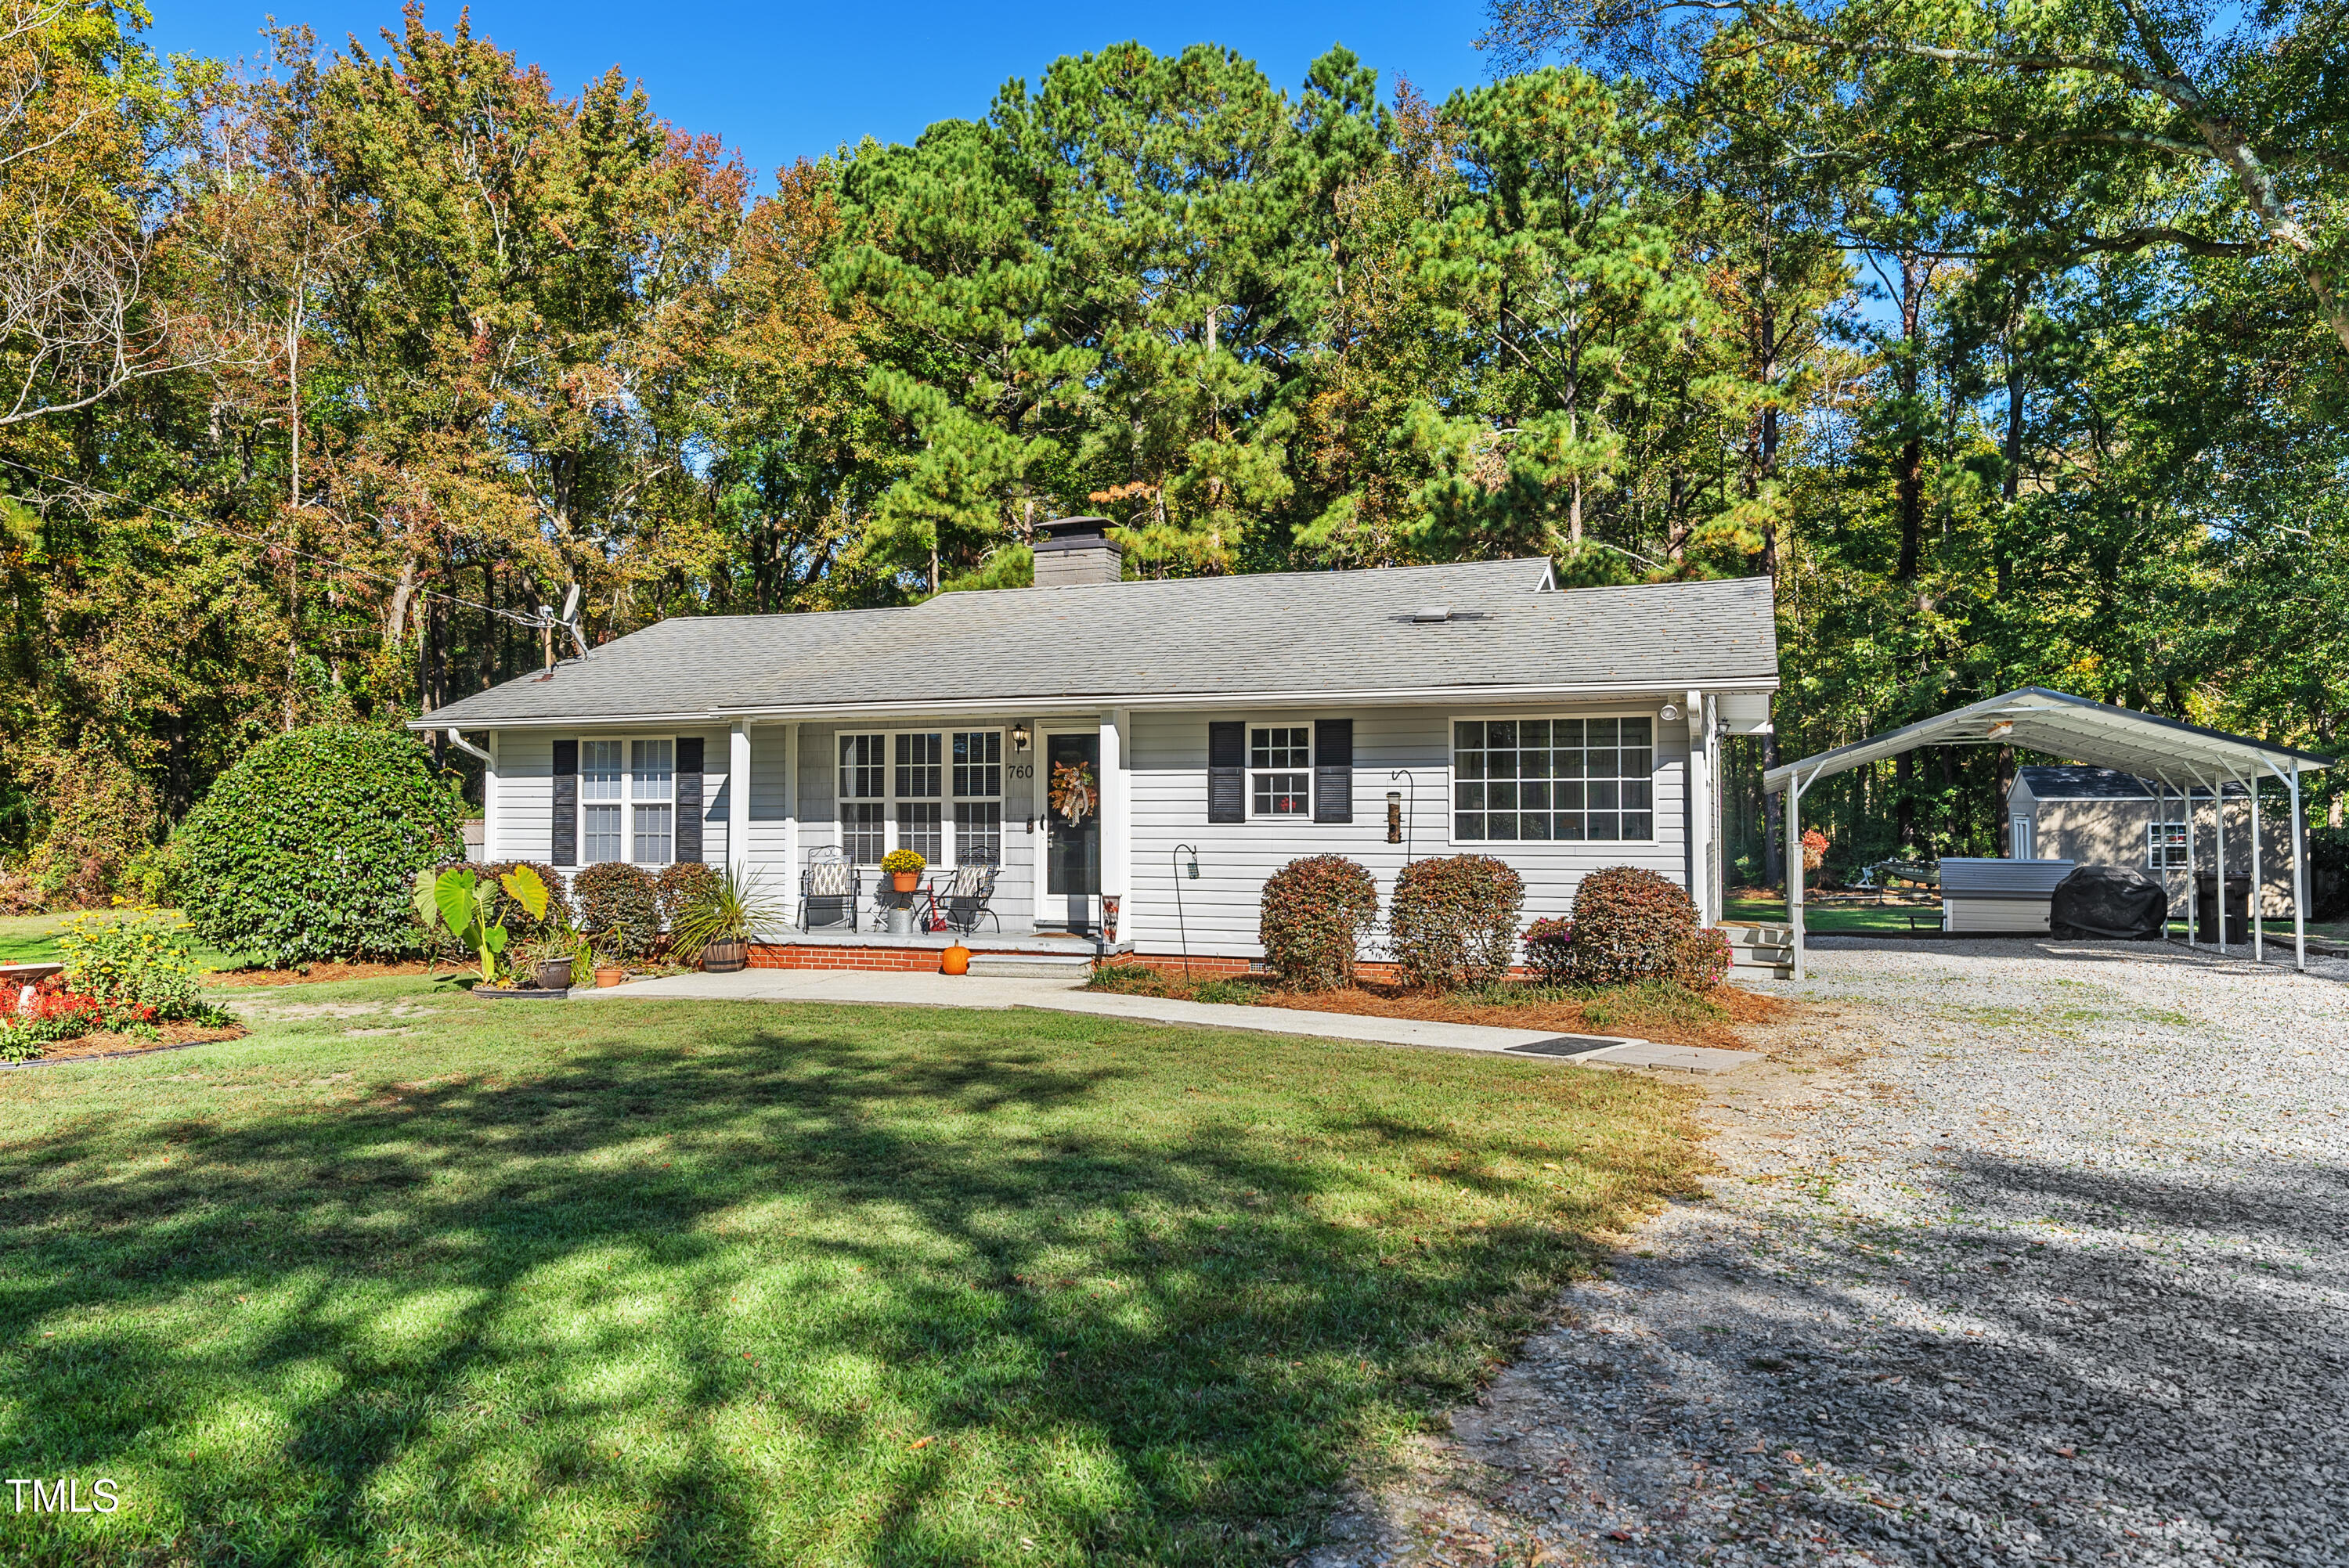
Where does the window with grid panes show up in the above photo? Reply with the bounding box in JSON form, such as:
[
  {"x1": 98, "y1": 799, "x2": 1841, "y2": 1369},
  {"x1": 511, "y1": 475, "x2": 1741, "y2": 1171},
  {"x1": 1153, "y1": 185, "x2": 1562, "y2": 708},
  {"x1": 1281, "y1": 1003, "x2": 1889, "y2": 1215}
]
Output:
[
  {"x1": 1250, "y1": 726, "x2": 1311, "y2": 816},
  {"x1": 581, "y1": 741, "x2": 623, "y2": 863},
  {"x1": 894, "y1": 733, "x2": 944, "y2": 863},
  {"x1": 1452, "y1": 717, "x2": 1653, "y2": 841},
  {"x1": 2148, "y1": 821, "x2": 2188, "y2": 870},
  {"x1": 839, "y1": 733, "x2": 886, "y2": 863},
  {"x1": 630, "y1": 739, "x2": 673, "y2": 864},
  {"x1": 953, "y1": 730, "x2": 1002, "y2": 863}
]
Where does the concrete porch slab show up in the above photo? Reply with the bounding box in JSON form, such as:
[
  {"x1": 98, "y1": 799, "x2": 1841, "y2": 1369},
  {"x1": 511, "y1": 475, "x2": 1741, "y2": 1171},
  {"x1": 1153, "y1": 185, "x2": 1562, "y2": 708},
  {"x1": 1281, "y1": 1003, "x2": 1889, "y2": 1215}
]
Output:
[{"x1": 572, "y1": 968, "x2": 1759, "y2": 1073}]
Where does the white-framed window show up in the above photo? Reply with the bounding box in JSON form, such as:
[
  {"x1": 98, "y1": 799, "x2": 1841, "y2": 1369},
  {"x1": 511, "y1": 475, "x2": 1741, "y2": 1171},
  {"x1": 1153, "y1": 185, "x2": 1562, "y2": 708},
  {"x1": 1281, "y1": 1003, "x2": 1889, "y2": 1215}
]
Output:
[
  {"x1": 838, "y1": 729, "x2": 1002, "y2": 867},
  {"x1": 632, "y1": 740, "x2": 674, "y2": 865},
  {"x1": 954, "y1": 730, "x2": 1003, "y2": 863},
  {"x1": 1250, "y1": 724, "x2": 1311, "y2": 816},
  {"x1": 581, "y1": 740, "x2": 624, "y2": 863},
  {"x1": 2149, "y1": 820, "x2": 2188, "y2": 870},
  {"x1": 1452, "y1": 716, "x2": 1654, "y2": 842},
  {"x1": 575, "y1": 736, "x2": 682, "y2": 867},
  {"x1": 839, "y1": 733, "x2": 887, "y2": 864}
]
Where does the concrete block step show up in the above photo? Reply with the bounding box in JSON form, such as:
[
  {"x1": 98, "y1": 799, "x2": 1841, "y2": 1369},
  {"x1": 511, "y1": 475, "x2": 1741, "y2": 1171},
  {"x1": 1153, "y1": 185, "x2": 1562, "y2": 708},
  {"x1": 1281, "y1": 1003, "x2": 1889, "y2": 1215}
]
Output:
[{"x1": 965, "y1": 952, "x2": 1098, "y2": 981}]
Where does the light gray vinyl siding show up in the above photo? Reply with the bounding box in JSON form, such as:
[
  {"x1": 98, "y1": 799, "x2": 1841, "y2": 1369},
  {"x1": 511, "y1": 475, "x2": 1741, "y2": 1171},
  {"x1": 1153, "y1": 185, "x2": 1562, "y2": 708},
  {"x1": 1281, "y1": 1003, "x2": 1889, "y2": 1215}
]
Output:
[
  {"x1": 486, "y1": 726, "x2": 724, "y2": 871},
  {"x1": 1125, "y1": 705, "x2": 1692, "y2": 961},
  {"x1": 488, "y1": 730, "x2": 552, "y2": 863}
]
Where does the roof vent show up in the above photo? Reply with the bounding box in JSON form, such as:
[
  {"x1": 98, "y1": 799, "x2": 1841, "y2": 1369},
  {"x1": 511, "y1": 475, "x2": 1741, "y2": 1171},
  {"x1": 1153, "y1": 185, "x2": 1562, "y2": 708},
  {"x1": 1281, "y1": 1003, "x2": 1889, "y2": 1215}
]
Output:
[{"x1": 1413, "y1": 605, "x2": 1452, "y2": 623}]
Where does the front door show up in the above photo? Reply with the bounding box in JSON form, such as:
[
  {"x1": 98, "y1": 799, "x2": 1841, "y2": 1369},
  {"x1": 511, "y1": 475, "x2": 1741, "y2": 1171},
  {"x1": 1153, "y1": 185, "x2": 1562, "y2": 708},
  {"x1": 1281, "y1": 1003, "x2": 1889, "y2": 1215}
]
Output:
[{"x1": 1044, "y1": 732, "x2": 1100, "y2": 932}]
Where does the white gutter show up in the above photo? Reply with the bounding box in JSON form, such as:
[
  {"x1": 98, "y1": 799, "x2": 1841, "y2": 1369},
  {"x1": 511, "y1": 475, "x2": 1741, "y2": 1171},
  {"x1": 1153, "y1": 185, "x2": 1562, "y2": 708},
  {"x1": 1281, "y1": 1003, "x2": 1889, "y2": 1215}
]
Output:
[{"x1": 406, "y1": 679, "x2": 1784, "y2": 732}]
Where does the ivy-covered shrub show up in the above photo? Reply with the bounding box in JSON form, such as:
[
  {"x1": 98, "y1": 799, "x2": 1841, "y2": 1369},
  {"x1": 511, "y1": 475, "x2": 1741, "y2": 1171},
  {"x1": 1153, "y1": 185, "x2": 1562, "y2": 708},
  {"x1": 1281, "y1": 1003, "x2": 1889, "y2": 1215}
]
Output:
[
  {"x1": 23, "y1": 736, "x2": 163, "y2": 910},
  {"x1": 655, "y1": 860, "x2": 720, "y2": 929},
  {"x1": 1566, "y1": 865, "x2": 1724, "y2": 989},
  {"x1": 1521, "y1": 916, "x2": 1575, "y2": 982},
  {"x1": 176, "y1": 726, "x2": 461, "y2": 966},
  {"x1": 574, "y1": 861, "x2": 661, "y2": 959},
  {"x1": 1258, "y1": 855, "x2": 1379, "y2": 990},
  {"x1": 1388, "y1": 855, "x2": 1525, "y2": 989},
  {"x1": 56, "y1": 907, "x2": 207, "y2": 1018}
]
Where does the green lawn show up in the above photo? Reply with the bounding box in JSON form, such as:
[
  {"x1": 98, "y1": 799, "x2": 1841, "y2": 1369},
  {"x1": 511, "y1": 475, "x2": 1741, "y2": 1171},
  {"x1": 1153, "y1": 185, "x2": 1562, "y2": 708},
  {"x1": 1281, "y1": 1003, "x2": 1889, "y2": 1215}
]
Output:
[
  {"x1": 0, "y1": 979, "x2": 1705, "y2": 1566},
  {"x1": 0, "y1": 910, "x2": 246, "y2": 971},
  {"x1": 1724, "y1": 894, "x2": 1946, "y2": 934}
]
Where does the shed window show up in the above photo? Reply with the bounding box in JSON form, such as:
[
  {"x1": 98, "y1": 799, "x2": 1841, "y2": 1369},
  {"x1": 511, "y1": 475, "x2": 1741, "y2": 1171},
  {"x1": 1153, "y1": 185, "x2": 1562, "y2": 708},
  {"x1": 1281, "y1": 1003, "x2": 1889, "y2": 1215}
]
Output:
[
  {"x1": 1453, "y1": 716, "x2": 1652, "y2": 842},
  {"x1": 2149, "y1": 821, "x2": 2188, "y2": 870},
  {"x1": 1250, "y1": 726, "x2": 1311, "y2": 816}
]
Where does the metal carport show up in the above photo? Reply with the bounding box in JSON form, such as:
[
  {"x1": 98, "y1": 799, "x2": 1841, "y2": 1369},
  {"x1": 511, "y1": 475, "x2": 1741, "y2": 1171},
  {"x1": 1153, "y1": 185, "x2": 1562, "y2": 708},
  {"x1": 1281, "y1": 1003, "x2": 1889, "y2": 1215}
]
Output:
[{"x1": 1762, "y1": 687, "x2": 2335, "y2": 977}]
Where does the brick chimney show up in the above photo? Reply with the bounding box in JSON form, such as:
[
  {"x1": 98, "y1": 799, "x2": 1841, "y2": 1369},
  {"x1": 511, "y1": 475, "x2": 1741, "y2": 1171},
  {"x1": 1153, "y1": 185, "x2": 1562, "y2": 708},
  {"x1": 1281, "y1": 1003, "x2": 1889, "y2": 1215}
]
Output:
[{"x1": 1031, "y1": 516, "x2": 1124, "y2": 587}]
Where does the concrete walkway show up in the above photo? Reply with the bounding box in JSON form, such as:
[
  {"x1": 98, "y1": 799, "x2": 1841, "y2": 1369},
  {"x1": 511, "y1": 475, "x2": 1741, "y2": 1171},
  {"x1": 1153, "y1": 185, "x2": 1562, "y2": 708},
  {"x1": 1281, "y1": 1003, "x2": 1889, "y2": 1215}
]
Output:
[{"x1": 569, "y1": 968, "x2": 1756, "y2": 1073}]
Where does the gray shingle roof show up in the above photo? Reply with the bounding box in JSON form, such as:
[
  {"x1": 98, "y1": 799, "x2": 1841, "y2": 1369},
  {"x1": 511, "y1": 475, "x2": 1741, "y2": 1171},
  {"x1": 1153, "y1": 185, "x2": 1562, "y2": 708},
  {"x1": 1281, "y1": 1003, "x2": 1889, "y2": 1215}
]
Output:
[
  {"x1": 416, "y1": 560, "x2": 1778, "y2": 728},
  {"x1": 2018, "y1": 765, "x2": 2246, "y2": 800}
]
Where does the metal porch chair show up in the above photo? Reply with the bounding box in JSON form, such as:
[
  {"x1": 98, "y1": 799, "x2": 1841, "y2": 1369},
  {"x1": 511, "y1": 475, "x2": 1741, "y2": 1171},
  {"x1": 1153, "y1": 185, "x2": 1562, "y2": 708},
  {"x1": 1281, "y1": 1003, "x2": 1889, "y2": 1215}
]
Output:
[
  {"x1": 935, "y1": 851, "x2": 1001, "y2": 935},
  {"x1": 798, "y1": 846, "x2": 859, "y2": 932}
]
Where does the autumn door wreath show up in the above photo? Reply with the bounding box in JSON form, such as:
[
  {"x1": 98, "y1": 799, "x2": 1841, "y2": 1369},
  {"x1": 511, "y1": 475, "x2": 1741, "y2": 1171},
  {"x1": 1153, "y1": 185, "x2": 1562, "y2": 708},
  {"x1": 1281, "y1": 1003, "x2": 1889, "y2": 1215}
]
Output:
[{"x1": 1048, "y1": 761, "x2": 1098, "y2": 825}]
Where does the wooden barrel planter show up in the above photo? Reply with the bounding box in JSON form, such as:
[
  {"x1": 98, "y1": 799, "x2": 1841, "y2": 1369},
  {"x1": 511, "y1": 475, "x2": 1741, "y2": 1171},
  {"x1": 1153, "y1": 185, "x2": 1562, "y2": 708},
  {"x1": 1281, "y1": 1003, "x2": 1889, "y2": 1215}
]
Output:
[{"x1": 702, "y1": 939, "x2": 749, "y2": 973}]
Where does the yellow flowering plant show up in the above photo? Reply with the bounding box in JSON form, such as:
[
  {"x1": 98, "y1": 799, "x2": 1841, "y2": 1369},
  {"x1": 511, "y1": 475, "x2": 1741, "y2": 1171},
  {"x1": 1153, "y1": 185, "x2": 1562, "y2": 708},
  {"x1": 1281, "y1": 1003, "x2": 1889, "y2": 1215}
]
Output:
[{"x1": 55, "y1": 904, "x2": 209, "y2": 1019}]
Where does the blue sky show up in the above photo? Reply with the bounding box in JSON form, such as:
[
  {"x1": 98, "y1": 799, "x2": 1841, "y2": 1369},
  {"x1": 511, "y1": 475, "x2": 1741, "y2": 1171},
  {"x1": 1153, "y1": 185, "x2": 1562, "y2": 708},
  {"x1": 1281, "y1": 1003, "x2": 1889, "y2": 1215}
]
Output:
[{"x1": 145, "y1": 0, "x2": 1498, "y2": 189}]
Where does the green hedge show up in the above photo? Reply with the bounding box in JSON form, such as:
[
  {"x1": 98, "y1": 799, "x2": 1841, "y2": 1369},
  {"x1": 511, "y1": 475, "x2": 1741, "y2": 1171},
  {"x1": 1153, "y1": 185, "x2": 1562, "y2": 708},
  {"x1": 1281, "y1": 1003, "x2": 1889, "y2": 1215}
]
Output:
[{"x1": 175, "y1": 726, "x2": 461, "y2": 966}]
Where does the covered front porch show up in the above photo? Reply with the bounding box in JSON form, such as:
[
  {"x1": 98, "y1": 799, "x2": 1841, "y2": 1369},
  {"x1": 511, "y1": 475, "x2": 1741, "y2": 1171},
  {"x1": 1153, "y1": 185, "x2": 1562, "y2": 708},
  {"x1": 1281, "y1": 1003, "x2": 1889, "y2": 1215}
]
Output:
[{"x1": 716, "y1": 706, "x2": 1138, "y2": 947}]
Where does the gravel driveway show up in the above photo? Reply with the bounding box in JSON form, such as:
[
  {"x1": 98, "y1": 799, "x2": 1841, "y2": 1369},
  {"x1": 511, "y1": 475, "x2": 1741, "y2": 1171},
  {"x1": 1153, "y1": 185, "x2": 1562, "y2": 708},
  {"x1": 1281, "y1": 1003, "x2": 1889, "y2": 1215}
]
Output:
[{"x1": 1309, "y1": 936, "x2": 2349, "y2": 1568}]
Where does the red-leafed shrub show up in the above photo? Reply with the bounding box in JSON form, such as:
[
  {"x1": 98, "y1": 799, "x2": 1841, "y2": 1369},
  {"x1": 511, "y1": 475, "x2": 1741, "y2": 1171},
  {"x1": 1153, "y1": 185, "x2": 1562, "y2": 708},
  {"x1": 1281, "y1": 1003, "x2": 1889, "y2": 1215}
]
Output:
[
  {"x1": 1521, "y1": 916, "x2": 1575, "y2": 981},
  {"x1": 1258, "y1": 856, "x2": 1380, "y2": 990},
  {"x1": 1389, "y1": 855, "x2": 1525, "y2": 989},
  {"x1": 655, "y1": 860, "x2": 720, "y2": 931},
  {"x1": 572, "y1": 861, "x2": 661, "y2": 959},
  {"x1": 1566, "y1": 866, "x2": 1723, "y2": 989}
]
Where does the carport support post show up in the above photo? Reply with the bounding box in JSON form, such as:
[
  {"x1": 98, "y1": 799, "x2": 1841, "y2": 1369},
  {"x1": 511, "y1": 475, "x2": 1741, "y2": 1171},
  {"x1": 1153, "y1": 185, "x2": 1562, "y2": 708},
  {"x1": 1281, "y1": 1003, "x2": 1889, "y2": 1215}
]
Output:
[
  {"x1": 2215, "y1": 777, "x2": 2228, "y2": 956},
  {"x1": 1785, "y1": 770, "x2": 1805, "y2": 982},
  {"x1": 2291, "y1": 760, "x2": 2307, "y2": 971},
  {"x1": 2170, "y1": 779, "x2": 2189, "y2": 943},
  {"x1": 2250, "y1": 773, "x2": 2264, "y2": 964}
]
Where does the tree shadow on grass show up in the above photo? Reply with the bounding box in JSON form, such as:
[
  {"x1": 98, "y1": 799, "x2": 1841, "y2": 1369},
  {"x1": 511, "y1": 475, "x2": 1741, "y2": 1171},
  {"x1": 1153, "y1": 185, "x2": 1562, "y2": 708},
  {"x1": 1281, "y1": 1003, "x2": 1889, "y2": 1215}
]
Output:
[{"x1": 0, "y1": 1005, "x2": 1696, "y2": 1566}]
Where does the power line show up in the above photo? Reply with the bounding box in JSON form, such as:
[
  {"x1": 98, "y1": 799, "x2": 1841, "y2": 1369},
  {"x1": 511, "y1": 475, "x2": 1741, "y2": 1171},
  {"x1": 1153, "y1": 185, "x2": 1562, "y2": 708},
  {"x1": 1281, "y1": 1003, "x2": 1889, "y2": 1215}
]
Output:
[{"x1": 0, "y1": 452, "x2": 565, "y2": 634}]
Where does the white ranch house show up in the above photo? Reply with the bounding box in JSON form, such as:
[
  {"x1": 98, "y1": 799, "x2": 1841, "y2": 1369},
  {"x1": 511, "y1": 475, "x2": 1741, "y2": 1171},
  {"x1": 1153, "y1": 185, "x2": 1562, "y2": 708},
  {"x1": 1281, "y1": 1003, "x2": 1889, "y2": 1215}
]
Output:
[{"x1": 413, "y1": 523, "x2": 1779, "y2": 969}]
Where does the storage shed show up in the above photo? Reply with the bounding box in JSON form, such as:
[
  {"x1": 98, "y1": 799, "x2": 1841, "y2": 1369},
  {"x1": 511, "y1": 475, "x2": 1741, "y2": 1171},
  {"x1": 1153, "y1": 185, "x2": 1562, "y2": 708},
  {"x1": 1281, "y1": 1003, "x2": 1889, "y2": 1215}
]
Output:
[{"x1": 2004, "y1": 766, "x2": 2286, "y2": 917}]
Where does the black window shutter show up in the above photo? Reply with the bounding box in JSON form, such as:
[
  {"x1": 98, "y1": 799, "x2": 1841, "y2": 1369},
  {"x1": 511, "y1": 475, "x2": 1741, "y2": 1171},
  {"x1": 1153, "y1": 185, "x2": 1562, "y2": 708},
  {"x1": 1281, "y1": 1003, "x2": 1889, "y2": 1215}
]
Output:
[
  {"x1": 675, "y1": 737, "x2": 705, "y2": 863},
  {"x1": 1314, "y1": 719, "x2": 1354, "y2": 823},
  {"x1": 1207, "y1": 721, "x2": 1245, "y2": 824},
  {"x1": 551, "y1": 739, "x2": 579, "y2": 867}
]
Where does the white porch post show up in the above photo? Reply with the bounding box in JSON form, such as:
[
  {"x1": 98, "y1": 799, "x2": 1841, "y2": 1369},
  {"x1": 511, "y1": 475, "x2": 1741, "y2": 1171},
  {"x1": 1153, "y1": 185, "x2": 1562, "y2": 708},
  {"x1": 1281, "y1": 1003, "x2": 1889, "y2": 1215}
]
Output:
[
  {"x1": 1785, "y1": 770, "x2": 1805, "y2": 982},
  {"x1": 784, "y1": 723, "x2": 801, "y2": 917},
  {"x1": 1102, "y1": 708, "x2": 1129, "y2": 940},
  {"x1": 729, "y1": 720, "x2": 752, "y2": 871},
  {"x1": 2290, "y1": 760, "x2": 2307, "y2": 972},
  {"x1": 2250, "y1": 772, "x2": 2264, "y2": 964}
]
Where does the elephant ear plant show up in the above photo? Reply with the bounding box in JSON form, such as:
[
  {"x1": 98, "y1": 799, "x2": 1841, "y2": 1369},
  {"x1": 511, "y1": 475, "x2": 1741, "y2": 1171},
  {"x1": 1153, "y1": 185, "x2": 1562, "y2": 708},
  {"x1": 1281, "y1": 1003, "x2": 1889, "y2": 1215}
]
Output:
[{"x1": 414, "y1": 865, "x2": 550, "y2": 984}]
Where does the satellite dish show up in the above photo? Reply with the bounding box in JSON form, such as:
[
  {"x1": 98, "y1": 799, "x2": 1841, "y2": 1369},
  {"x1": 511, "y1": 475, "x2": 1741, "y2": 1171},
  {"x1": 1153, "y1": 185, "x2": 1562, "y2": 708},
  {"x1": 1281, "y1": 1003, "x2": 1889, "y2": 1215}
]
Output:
[{"x1": 561, "y1": 583, "x2": 581, "y2": 623}]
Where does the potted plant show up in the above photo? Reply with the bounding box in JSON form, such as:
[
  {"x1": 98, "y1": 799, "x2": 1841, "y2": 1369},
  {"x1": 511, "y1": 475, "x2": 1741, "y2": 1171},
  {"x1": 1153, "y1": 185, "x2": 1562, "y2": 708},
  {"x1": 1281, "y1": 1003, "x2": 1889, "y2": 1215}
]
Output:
[
  {"x1": 413, "y1": 864, "x2": 549, "y2": 993},
  {"x1": 881, "y1": 848, "x2": 927, "y2": 894},
  {"x1": 586, "y1": 933, "x2": 626, "y2": 988},
  {"x1": 523, "y1": 936, "x2": 576, "y2": 992},
  {"x1": 670, "y1": 863, "x2": 785, "y2": 972}
]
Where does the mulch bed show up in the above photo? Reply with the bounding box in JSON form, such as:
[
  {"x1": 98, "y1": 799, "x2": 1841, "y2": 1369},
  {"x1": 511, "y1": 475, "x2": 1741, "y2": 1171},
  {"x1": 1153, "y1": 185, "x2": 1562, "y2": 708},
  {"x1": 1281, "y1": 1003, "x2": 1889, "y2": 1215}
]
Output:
[
  {"x1": 1249, "y1": 982, "x2": 1795, "y2": 1051},
  {"x1": 205, "y1": 960, "x2": 446, "y2": 989},
  {"x1": 4, "y1": 1020, "x2": 248, "y2": 1068}
]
